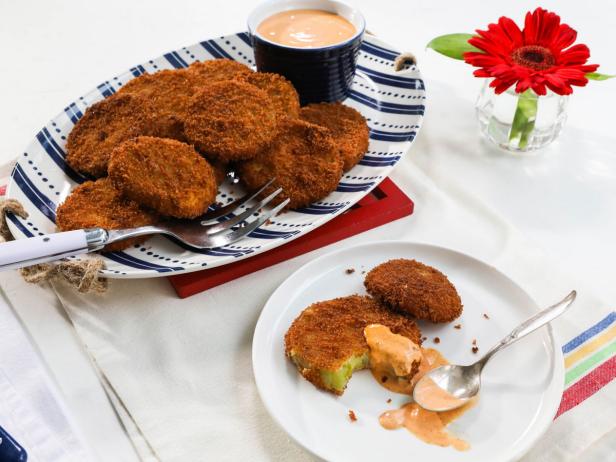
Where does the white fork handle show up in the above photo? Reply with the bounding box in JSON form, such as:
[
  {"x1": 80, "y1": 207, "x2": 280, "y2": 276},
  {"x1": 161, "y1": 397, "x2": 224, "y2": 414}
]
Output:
[{"x1": 0, "y1": 228, "x2": 108, "y2": 271}]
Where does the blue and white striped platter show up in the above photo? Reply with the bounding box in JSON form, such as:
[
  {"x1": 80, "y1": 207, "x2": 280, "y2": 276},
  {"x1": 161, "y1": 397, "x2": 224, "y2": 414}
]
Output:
[{"x1": 6, "y1": 33, "x2": 425, "y2": 278}]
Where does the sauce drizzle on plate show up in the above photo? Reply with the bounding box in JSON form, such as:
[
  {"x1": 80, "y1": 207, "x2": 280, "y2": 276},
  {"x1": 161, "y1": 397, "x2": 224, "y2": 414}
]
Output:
[{"x1": 364, "y1": 324, "x2": 475, "y2": 451}]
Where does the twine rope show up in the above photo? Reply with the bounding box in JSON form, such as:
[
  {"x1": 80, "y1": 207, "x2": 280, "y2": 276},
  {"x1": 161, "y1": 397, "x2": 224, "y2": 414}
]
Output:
[
  {"x1": 0, "y1": 198, "x2": 107, "y2": 294},
  {"x1": 395, "y1": 52, "x2": 417, "y2": 71}
]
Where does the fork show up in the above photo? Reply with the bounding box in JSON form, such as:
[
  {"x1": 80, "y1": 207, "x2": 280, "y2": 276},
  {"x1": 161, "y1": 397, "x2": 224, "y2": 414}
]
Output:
[{"x1": 0, "y1": 179, "x2": 288, "y2": 271}]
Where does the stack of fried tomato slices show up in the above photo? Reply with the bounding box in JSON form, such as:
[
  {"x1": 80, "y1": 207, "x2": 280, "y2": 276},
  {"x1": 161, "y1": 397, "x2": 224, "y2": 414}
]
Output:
[{"x1": 57, "y1": 59, "x2": 370, "y2": 250}]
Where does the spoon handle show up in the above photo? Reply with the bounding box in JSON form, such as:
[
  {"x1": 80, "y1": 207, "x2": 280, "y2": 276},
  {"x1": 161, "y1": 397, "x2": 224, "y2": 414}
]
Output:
[{"x1": 477, "y1": 290, "x2": 577, "y2": 369}]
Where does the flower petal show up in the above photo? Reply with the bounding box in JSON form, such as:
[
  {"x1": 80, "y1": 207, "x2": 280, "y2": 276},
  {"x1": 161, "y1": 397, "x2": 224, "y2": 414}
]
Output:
[
  {"x1": 536, "y1": 10, "x2": 562, "y2": 47},
  {"x1": 523, "y1": 8, "x2": 543, "y2": 44},
  {"x1": 469, "y1": 35, "x2": 511, "y2": 59},
  {"x1": 463, "y1": 52, "x2": 504, "y2": 67},
  {"x1": 492, "y1": 79, "x2": 515, "y2": 94},
  {"x1": 530, "y1": 78, "x2": 547, "y2": 96},
  {"x1": 553, "y1": 24, "x2": 577, "y2": 52},
  {"x1": 558, "y1": 44, "x2": 591, "y2": 65},
  {"x1": 498, "y1": 16, "x2": 523, "y2": 46},
  {"x1": 515, "y1": 78, "x2": 532, "y2": 93},
  {"x1": 544, "y1": 74, "x2": 573, "y2": 95},
  {"x1": 473, "y1": 69, "x2": 492, "y2": 78}
]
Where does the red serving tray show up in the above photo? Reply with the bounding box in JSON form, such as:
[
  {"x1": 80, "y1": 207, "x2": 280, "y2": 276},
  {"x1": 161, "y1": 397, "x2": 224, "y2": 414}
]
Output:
[{"x1": 168, "y1": 177, "x2": 413, "y2": 298}]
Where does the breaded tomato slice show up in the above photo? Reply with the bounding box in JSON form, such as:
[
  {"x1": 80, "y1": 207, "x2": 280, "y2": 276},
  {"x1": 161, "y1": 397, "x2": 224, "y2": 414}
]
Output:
[
  {"x1": 238, "y1": 119, "x2": 343, "y2": 209},
  {"x1": 66, "y1": 94, "x2": 154, "y2": 177},
  {"x1": 108, "y1": 136, "x2": 217, "y2": 219},
  {"x1": 117, "y1": 69, "x2": 195, "y2": 141},
  {"x1": 56, "y1": 178, "x2": 157, "y2": 252},
  {"x1": 238, "y1": 72, "x2": 300, "y2": 118},
  {"x1": 187, "y1": 59, "x2": 253, "y2": 88},
  {"x1": 184, "y1": 81, "x2": 279, "y2": 161},
  {"x1": 285, "y1": 295, "x2": 422, "y2": 395},
  {"x1": 364, "y1": 259, "x2": 463, "y2": 323},
  {"x1": 300, "y1": 102, "x2": 370, "y2": 171}
]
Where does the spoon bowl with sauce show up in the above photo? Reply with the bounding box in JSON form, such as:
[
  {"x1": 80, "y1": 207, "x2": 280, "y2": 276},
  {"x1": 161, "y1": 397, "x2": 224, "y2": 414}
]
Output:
[{"x1": 414, "y1": 290, "x2": 577, "y2": 412}]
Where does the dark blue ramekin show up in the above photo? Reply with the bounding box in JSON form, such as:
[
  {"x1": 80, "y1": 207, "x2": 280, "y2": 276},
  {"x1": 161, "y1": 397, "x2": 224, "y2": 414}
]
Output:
[{"x1": 248, "y1": 0, "x2": 366, "y2": 105}]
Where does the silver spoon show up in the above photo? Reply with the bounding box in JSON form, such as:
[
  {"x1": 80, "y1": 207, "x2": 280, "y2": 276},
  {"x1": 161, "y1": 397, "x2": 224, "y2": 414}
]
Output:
[{"x1": 413, "y1": 290, "x2": 577, "y2": 412}]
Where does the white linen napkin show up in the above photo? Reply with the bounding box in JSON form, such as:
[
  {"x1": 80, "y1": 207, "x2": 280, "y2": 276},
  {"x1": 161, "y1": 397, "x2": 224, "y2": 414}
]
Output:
[
  {"x1": 0, "y1": 293, "x2": 94, "y2": 462},
  {"x1": 2, "y1": 155, "x2": 613, "y2": 461}
]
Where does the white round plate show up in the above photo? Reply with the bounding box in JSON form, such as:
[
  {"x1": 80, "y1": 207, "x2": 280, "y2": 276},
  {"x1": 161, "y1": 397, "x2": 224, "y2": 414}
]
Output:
[
  {"x1": 5, "y1": 33, "x2": 424, "y2": 278},
  {"x1": 252, "y1": 241, "x2": 563, "y2": 462}
]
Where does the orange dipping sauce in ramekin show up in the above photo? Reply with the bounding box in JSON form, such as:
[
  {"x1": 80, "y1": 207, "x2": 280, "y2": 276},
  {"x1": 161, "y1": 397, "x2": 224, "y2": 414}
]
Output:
[{"x1": 257, "y1": 9, "x2": 356, "y2": 48}]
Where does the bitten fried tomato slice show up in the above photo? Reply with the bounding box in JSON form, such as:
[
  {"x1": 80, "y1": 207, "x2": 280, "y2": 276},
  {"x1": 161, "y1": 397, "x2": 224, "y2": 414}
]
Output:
[{"x1": 285, "y1": 295, "x2": 422, "y2": 395}]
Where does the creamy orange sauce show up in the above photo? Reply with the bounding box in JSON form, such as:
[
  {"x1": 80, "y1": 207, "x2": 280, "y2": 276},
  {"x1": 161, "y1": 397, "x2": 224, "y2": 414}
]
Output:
[
  {"x1": 414, "y1": 377, "x2": 468, "y2": 411},
  {"x1": 363, "y1": 325, "x2": 473, "y2": 451},
  {"x1": 379, "y1": 401, "x2": 474, "y2": 451},
  {"x1": 257, "y1": 9, "x2": 356, "y2": 48},
  {"x1": 364, "y1": 324, "x2": 422, "y2": 376}
]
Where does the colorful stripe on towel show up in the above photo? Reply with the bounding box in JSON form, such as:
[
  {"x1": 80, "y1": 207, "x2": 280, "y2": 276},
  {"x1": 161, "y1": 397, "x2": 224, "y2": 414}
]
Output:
[{"x1": 556, "y1": 312, "x2": 616, "y2": 417}]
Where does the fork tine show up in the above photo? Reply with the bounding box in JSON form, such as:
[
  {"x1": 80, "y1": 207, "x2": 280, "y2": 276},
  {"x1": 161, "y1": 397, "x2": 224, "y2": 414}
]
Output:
[
  {"x1": 200, "y1": 178, "x2": 276, "y2": 222},
  {"x1": 205, "y1": 198, "x2": 290, "y2": 248},
  {"x1": 205, "y1": 187, "x2": 283, "y2": 235}
]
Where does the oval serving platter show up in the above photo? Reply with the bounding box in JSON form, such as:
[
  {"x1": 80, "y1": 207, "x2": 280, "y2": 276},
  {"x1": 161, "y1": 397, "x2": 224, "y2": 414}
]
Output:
[{"x1": 6, "y1": 33, "x2": 425, "y2": 278}]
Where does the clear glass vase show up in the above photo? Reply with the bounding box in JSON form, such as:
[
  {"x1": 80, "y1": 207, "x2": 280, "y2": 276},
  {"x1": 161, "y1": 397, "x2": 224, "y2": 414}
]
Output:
[{"x1": 475, "y1": 80, "x2": 569, "y2": 153}]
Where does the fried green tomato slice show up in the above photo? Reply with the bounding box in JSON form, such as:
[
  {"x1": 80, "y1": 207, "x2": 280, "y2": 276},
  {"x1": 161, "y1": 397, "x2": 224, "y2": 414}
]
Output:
[
  {"x1": 238, "y1": 119, "x2": 342, "y2": 209},
  {"x1": 238, "y1": 72, "x2": 300, "y2": 118},
  {"x1": 284, "y1": 295, "x2": 422, "y2": 395},
  {"x1": 186, "y1": 59, "x2": 253, "y2": 90},
  {"x1": 364, "y1": 259, "x2": 463, "y2": 323},
  {"x1": 184, "y1": 81, "x2": 279, "y2": 161},
  {"x1": 117, "y1": 69, "x2": 198, "y2": 141},
  {"x1": 65, "y1": 94, "x2": 155, "y2": 177},
  {"x1": 56, "y1": 178, "x2": 157, "y2": 252},
  {"x1": 108, "y1": 136, "x2": 217, "y2": 218},
  {"x1": 300, "y1": 102, "x2": 370, "y2": 171}
]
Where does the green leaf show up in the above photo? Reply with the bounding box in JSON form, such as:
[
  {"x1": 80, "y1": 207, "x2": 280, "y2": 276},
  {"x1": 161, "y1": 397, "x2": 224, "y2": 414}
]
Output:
[
  {"x1": 509, "y1": 90, "x2": 538, "y2": 150},
  {"x1": 426, "y1": 33, "x2": 480, "y2": 60},
  {"x1": 586, "y1": 72, "x2": 615, "y2": 81}
]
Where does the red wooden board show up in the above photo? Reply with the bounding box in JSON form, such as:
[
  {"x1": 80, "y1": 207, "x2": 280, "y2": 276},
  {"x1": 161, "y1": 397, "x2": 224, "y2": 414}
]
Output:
[{"x1": 168, "y1": 177, "x2": 413, "y2": 298}]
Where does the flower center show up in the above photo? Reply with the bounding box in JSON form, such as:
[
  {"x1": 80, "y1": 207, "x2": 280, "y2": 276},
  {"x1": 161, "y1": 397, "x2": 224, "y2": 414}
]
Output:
[{"x1": 511, "y1": 45, "x2": 555, "y2": 71}]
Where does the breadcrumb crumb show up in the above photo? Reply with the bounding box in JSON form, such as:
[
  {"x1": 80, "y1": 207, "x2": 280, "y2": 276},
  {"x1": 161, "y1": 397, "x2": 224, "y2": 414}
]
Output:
[
  {"x1": 348, "y1": 410, "x2": 357, "y2": 422},
  {"x1": 434, "y1": 337, "x2": 441, "y2": 344}
]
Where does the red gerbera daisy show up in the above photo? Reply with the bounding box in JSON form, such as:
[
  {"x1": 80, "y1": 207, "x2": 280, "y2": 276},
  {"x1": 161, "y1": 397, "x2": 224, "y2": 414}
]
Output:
[{"x1": 464, "y1": 7, "x2": 599, "y2": 96}]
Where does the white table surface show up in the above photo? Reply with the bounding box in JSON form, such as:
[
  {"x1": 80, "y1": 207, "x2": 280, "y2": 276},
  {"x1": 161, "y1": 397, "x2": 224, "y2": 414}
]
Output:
[{"x1": 0, "y1": 1, "x2": 615, "y2": 460}]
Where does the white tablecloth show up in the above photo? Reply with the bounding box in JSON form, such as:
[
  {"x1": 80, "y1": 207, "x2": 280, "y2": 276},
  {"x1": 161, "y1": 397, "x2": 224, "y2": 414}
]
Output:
[{"x1": 0, "y1": 1, "x2": 615, "y2": 461}]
